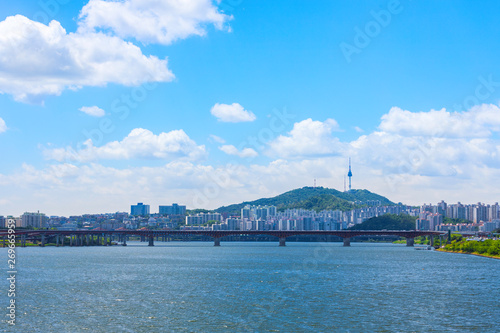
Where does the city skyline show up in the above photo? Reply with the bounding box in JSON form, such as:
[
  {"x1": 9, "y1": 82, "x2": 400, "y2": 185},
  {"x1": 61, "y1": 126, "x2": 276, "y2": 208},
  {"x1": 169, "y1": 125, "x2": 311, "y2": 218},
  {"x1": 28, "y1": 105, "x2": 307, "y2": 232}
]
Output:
[{"x1": 1, "y1": 1, "x2": 500, "y2": 216}]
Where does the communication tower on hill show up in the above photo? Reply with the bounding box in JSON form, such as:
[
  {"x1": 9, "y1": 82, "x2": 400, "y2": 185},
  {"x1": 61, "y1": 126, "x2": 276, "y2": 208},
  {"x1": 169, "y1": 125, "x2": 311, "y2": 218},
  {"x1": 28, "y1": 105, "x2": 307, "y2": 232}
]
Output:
[{"x1": 347, "y1": 158, "x2": 353, "y2": 191}]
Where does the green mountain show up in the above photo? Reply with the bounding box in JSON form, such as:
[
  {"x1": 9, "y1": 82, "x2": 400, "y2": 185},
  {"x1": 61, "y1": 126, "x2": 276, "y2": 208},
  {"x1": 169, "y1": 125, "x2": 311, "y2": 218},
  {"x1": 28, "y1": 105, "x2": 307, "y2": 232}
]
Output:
[
  {"x1": 348, "y1": 214, "x2": 416, "y2": 230},
  {"x1": 215, "y1": 186, "x2": 394, "y2": 215}
]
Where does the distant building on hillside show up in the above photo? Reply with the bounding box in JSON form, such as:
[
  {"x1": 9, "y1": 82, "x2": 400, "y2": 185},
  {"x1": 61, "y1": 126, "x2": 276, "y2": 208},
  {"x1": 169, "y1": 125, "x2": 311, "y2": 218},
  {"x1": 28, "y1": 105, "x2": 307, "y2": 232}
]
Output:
[
  {"x1": 159, "y1": 203, "x2": 186, "y2": 216},
  {"x1": 21, "y1": 212, "x2": 49, "y2": 228},
  {"x1": 131, "y1": 203, "x2": 150, "y2": 216}
]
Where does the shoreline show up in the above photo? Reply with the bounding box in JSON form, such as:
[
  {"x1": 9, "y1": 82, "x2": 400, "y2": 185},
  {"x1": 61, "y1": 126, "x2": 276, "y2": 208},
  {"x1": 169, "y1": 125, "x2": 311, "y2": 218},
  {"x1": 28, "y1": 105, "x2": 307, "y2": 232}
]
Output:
[{"x1": 436, "y1": 248, "x2": 500, "y2": 260}]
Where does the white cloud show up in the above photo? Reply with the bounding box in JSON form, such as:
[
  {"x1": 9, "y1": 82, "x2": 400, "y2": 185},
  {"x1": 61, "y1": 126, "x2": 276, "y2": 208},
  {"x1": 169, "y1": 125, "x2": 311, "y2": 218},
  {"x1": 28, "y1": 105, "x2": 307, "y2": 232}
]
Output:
[
  {"x1": 379, "y1": 105, "x2": 500, "y2": 138},
  {"x1": 267, "y1": 118, "x2": 342, "y2": 158},
  {"x1": 44, "y1": 128, "x2": 206, "y2": 162},
  {"x1": 79, "y1": 106, "x2": 105, "y2": 117},
  {"x1": 3, "y1": 153, "x2": 499, "y2": 216},
  {"x1": 3, "y1": 105, "x2": 500, "y2": 216},
  {"x1": 0, "y1": 118, "x2": 6, "y2": 133},
  {"x1": 211, "y1": 103, "x2": 256, "y2": 123},
  {"x1": 209, "y1": 134, "x2": 225, "y2": 143},
  {"x1": 219, "y1": 145, "x2": 258, "y2": 158},
  {"x1": 0, "y1": 15, "x2": 174, "y2": 103},
  {"x1": 354, "y1": 126, "x2": 364, "y2": 133},
  {"x1": 78, "y1": 0, "x2": 232, "y2": 45}
]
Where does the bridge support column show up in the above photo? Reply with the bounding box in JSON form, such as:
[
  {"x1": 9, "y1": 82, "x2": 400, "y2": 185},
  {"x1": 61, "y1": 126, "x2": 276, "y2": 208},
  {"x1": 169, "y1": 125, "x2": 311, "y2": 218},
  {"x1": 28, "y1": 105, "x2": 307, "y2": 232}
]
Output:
[
  {"x1": 2, "y1": 236, "x2": 5, "y2": 247},
  {"x1": 279, "y1": 237, "x2": 286, "y2": 247},
  {"x1": 214, "y1": 237, "x2": 221, "y2": 247},
  {"x1": 40, "y1": 235, "x2": 46, "y2": 247},
  {"x1": 122, "y1": 236, "x2": 127, "y2": 246},
  {"x1": 406, "y1": 237, "x2": 414, "y2": 247},
  {"x1": 430, "y1": 235, "x2": 434, "y2": 248},
  {"x1": 148, "y1": 237, "x2": 154, "y2": 246},
  {"x1": 56, "y1": 235, "x2": 60, "y2": 247},
  {"x1": 343, "y1": 237, "x2": 351, "y2": 247},
  {"x1": 21, "y1": 235, "x2": 26, "y2": 247}
]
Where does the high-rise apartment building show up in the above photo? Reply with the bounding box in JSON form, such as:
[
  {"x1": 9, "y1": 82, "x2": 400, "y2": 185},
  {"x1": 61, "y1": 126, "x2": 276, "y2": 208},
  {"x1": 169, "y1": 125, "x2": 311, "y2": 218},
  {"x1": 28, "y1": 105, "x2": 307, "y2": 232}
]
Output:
[
  {"x1": 21, "y1": 212, "x2": 49, "y2": 228},
  {"x1": 131, "y1": 203, "x2": 150, "y2": 216},
  {"x1": 159, "y1": 203, "x2": 186, "y2": 216}
]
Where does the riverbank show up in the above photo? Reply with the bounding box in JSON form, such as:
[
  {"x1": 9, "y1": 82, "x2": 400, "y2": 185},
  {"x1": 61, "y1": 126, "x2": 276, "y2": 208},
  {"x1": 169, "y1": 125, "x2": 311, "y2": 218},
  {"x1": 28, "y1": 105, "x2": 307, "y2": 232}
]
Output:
[{"x1": 436, "y1": 247, "x2": 500, "y2": 260}]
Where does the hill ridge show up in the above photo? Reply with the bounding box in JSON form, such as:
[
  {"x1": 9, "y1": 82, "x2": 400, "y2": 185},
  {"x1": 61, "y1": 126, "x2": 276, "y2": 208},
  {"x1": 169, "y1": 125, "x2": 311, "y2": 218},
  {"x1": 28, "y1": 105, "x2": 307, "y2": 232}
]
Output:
[{"x1": 215, "y1": 186, "x2": 394, "y2": 215}]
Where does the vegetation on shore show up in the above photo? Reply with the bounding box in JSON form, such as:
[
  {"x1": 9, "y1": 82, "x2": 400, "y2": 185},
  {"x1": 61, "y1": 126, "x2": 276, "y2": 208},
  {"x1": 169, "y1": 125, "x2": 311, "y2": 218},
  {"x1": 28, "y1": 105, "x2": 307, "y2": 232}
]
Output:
[
  {"x1": 349, "y1": 213, "x2": 416, "y2": 231},
  {"x1": 438, "y1": 237, "x2": 500, "y2": 258}
]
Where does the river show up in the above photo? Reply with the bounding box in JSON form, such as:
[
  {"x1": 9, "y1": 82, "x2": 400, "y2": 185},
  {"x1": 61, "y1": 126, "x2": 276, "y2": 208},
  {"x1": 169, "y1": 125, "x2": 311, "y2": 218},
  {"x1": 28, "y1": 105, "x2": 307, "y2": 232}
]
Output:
[{"x1": 2, "y1": 242, "x2": 499, "y2": 332}]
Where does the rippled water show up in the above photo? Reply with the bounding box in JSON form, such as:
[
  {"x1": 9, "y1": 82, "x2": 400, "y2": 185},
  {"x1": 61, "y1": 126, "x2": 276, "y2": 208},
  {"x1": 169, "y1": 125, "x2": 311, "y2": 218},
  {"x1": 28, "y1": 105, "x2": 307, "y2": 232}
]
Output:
[{"x1": 2, "y1": 242, "x2": 499, "y2": 332}]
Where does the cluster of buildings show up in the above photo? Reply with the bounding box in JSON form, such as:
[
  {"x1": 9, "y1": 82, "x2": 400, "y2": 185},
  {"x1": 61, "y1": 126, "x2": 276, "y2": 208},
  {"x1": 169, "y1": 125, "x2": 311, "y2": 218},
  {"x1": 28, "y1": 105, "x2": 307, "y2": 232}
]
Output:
[
  {"x1": 417, "y1": 201, "x2": 500, "y2": 232},
  {"x1": 2, "y1": 200, "x2": 499, "y2": 233},
  {"x1": 181, "y1": 203, "x2": 418, "y2": 231}
]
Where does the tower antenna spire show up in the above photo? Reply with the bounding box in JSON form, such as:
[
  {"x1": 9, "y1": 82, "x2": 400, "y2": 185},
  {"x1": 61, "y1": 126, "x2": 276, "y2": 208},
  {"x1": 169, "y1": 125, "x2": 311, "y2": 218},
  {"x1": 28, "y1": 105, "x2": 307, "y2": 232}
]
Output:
[{"x1": 347, "y1": 158, "x2": 353, "y2": 191}]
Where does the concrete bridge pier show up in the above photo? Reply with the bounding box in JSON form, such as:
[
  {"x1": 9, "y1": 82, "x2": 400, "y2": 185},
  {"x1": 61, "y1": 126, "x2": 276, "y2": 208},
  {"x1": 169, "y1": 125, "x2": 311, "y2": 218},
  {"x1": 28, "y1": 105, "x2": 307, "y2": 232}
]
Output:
[
  {"x1": 21, "y1": 235, "x2": 26, "y2": 247},
  {"x1": 40, "y1": 235, "x2": 46, "y2": 247},
  {"x1": 430, "y1": 235, "x2": 434, "y2": 248},
  {"x1": 279, "y1": 237, "x2": 286, "y2": 247},
  {"x1": 406, "y1": 237, "x2": 414, "y2": 247},
  {"x1": 214, "y1": 237, "x2": 221, "y2": 246},
  {"x1": 343, "y1": 237, "x2": 351, "y2": 247},
  {"x1": 122, "y1": 236, "x2": 127, "y2": 246},
  {"x1": 56, "y1": 235, "x2": 60, "y2": 247},
  {"x1": 148, "y1": 237, "x2": 154, "y2": 246}
]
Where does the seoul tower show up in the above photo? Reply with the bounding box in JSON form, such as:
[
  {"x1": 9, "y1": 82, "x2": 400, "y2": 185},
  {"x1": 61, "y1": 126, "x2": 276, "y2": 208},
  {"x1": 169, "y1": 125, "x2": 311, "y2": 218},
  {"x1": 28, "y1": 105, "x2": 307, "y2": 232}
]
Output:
[{"x1": 347, "y1": 158, "x2": 352, "y2": 191}]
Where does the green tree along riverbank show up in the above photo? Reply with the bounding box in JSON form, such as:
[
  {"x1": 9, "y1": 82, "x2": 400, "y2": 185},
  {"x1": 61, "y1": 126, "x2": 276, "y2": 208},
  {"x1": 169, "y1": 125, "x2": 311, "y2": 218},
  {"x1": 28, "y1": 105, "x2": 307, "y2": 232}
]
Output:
[
  {"x1": 349, "y1": 213, "x2": 416, "y2": 231},
  {"x1": 437, "y1": 237, "x2": 500, "y2": 259}
]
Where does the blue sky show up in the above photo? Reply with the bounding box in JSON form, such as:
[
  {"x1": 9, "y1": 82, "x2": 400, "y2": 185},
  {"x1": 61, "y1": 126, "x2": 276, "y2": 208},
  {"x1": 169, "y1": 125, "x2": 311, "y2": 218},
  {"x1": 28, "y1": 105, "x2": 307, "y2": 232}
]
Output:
[{"x1": 1, "y1": 0, "x2": 500, "y2": 216}]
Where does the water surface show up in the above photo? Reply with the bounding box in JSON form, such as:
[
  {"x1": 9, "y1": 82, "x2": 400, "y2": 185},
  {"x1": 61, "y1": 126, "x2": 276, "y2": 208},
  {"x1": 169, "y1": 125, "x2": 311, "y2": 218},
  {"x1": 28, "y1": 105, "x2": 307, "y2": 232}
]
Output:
[{"x1": 2, "y1": 242, "x2": 499, "y2": 332}]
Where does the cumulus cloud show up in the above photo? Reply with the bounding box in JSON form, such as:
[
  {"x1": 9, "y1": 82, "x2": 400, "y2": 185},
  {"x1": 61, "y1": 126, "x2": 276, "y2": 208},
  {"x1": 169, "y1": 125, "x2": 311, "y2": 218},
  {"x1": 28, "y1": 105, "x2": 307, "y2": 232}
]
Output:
[
  {"x1": 219, "y1": 145, "x2": 258, "y2": 158},
  {"x1": 211, "y1": 103, "x2": 256, "y2": 122},
  {"x1": 4, "y1": 104, "x2": 500, "y2": 216},
  {"x1": 379, "y1": 105, "x2": 500, "y2": 138},
  {"x1": 44, "y1": 128, "x2": 206, "y2": 162},
  {"x1": 79, "y1": 106, "x2": 105, "y2": 117},
  {"x1": 348, "y1": 105, "x2": 500, "y2": 181},
  {"x1": 0, "y1": 118, "x2": 6, "y2": 133},
  {"x1": 3, "y1": 153, "x2": 499, "y2": 216},
  {"x1": 208, "y1": 134, "x2": 225, "y2": 143},
  {"x1": 78, "y1": 0, "x2": 231, "y2": 45},
  {"x1": 354, "y1": 126, "x2": 364, "y2": 133},
  {"x1": 267, "y1": 118, "x2": 343, "y2": 158},
  {"x1": 0, "y1": 15, "x2": 174, "y2": 103}
]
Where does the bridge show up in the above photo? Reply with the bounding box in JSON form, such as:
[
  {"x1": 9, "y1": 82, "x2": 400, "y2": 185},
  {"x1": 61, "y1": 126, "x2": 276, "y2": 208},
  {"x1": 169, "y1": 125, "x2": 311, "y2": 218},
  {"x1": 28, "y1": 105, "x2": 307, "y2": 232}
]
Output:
[{"x1": 0, "y1": 229, "x2": 444, "y2": 247}]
